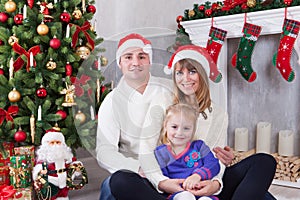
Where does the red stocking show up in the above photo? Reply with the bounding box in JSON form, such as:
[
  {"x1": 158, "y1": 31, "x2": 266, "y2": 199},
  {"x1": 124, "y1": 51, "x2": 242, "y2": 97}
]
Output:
[
  {"x1": 206, "y1": 26, "x2": 227, "y2": 83},
  {"x1": 272, "y1": 18, "x2": 300, "y2": 82}
]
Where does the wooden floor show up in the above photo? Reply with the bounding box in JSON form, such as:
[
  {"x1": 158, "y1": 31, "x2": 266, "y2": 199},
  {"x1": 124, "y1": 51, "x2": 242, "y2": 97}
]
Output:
[{"x1": 69, "y1": 148, "x2": 300, "y2": 200}]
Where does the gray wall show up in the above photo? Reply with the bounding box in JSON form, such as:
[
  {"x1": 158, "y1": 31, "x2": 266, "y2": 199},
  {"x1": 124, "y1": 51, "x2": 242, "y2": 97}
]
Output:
[{"x1": 227, "y1": 34, "x2": 300, "y2": 155}]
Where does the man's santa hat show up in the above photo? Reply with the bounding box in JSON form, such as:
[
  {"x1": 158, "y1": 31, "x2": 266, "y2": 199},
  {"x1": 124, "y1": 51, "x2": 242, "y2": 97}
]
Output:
[
  {"x1": 41, "y1": 131, "x2": 65, "y2": 146},
  {"x1": 167, "y1": 45, "x2": 214, "y2": 76},
  {"x1": 116, "y1": 33, "x2": 152, "y2": 66}
]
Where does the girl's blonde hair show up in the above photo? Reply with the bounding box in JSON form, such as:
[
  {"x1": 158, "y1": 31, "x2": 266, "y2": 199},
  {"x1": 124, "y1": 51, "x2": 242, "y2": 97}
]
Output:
[
  {"x1": 160, "y1": 103, "x2": 198, "y2": 145},
  {"x1": 172, "y1": 58, "x2": 211, "y2": 118}
]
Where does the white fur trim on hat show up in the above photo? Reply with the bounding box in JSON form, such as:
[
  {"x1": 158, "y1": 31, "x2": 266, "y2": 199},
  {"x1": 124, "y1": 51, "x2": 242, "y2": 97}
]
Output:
[
  {"x1": 167, "y1": 45, "x2": 210, "y2": 76},
  {"x1": 41, "y1": 131, "x2": 65, "y2": 145},
  {"x1": 116, "y1": 33, "x2": 152, "y2": 66}
]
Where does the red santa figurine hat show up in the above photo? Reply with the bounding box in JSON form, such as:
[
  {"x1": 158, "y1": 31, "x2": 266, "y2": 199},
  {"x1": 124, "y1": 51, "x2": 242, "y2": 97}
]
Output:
[
  {"x1": 41, "y1": 131, "x2": 65, "y2": 146},
  {"x1": 116, "y1": 33, "x2": 152, "y2": 66},
  {"x1": 167, "y1": 45, "x2": 222, "y2": 83}
]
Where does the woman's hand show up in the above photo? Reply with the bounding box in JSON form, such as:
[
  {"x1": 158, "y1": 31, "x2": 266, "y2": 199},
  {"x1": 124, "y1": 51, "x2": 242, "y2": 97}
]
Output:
[
  {"x1": 158, "y1": 179, "x2": 184, "y2": 194},
  {"x1": 187, "y1": 180, "x2": 220, "y2": 196},
  {"x1": 213, "y1": 146, "x2": 234, "y2": 166},
  {"x1": 183, "y1": 174, "x2": 201, "y2": 190}
]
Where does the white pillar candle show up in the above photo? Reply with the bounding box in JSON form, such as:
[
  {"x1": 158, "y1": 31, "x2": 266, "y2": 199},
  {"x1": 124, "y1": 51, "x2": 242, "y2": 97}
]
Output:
[
  {"x1": 98, "y1": 57, "x2": 101, "y2": 71},
  {"x1": 30, "y1": 52, "x2": 33, "y2": 67},
  {"x1": 278, "y1": 130, "x2": 294, "y2": 156},
  {"x1": 23, "y1": 5, "x2": 27, "y2": 19},
  {"x1": 37, "y1": 105, "x2": 42, "y2": 121},
  {"x1": 9, "y1": 57, "x2": 14, "y2": 79},
  {"x1": 66, "y1": 24, "x2": 70, "y2": 38},
  {"x1": 90, "y1": 105, "x2": 95, "y2": 120},
  {"x1": 256, "y1": 121, "x2": 271, "y2": 153},
  {"x1": 234, "y1": 127, "x2": 249, "y2": 151}
]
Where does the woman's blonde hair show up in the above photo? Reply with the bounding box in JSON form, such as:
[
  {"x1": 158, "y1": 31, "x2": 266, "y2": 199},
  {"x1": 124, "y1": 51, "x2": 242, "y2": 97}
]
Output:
[
  {"x1": 160, "y1": 103, "x2": 198, "y2": 145},
  {"x1": 172, "y1": 58, "x2": 211, "y2": 118}
]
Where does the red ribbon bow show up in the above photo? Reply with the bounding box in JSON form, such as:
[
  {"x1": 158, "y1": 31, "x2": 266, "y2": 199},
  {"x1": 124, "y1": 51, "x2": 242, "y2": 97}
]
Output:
[
  {"x1": 71, "y1": 21, "x2": 95, "y2": 50},
  {"x1": 0, "y1": 106, "x2": 19, "y2": 125},
  {"x1": 12, "y1": 43, "x2": 40, "y2": 72},
  {"x1": 70, "y1": 75, "x2": 91, "y2": 97},
  {"x1": 0, "y1": 185, "x2": 16, "y2": 200}
]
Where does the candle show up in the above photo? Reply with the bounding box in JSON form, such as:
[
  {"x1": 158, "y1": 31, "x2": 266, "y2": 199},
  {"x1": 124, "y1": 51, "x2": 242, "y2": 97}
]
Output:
[
  {"x1": 30, "y1": 52, "x2": 33, "y2": 67},
  {"x1": 9, "y1": 57, "x2": 14, "y2": 79},
  {"x1": 66, "y1": 24, "x2": 70, "y2": 38},
  {"x1": 256, "y1": 122, "x2": 271, "y2": 153},
  {"x1": 98, "y1": 57, "x2": 101, "y2": 71},
  {"x1": 30, "y1": 114, "x2": 35, "y2": 143},
  {"x1": 54, "y1": 0, "x2": 58, "y2": 4},
  {"x1": 278, "y1": 130, "x2": 294, "y2": 156},
  {"x1": 37, "y1": 105, "x2": 42, "y2": 121},
  {"x1": 90, "y1": 106, "x2": 95, "y2": 120},
  {"x1": 23, "y1": 5, "x2": 27, "y2": 19},
  {"x1": 234, "y1": 127, "x2": 249, "y2": 152}
]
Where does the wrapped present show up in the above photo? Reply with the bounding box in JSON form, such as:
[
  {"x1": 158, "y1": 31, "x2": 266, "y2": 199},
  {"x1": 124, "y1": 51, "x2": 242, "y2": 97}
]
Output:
[
  {"x1": 0, "y1": 142, "x2": 14, "y2": 166},
  {"x1": 14, "y1": 146, "x2": 35, "y2": 169},
  {"x1": 0, "y1": 184, "x2": 16, "y2": 199},
  {"x1": 0, "y1": 166, "x2": 10, "y2": 185},
  {"x1": 11, "y1": 187, "x2": 33, "y2": 200},
  {"x1": 9, "y1": 156, "x2": 31, "y2": 188}
]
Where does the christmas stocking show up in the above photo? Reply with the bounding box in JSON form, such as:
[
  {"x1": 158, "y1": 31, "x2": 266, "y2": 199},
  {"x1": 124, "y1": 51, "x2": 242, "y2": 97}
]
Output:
[
  {"x1": 206, "y1": 26, "x2": 227, "y2": 83},
  {"x1": 231, "y1": 22, "x2": 262, "y2": 82},
  {"x1": 272, "y1": 18, "x2": 300, "y2": 82}
]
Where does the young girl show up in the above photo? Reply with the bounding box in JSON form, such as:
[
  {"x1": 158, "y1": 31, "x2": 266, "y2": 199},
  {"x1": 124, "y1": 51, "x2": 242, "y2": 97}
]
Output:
[{"x1": 154, "y1": 103, "x2": 220, "y2": 200}]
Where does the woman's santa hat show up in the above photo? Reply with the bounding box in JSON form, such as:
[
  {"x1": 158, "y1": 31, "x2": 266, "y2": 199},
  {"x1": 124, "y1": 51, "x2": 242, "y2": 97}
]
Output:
[
  {"x1": 166, "y1": 45, "x2": 222, "y2": 82},
  {"x1": 116, "y1": 33, "x2": 152, "y2": 66}
]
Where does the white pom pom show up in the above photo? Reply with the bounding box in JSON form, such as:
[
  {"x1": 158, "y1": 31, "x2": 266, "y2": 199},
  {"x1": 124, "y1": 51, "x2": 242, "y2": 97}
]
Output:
[{"x1": 164, "y1": 65, "x2": 172, "y2": 75}]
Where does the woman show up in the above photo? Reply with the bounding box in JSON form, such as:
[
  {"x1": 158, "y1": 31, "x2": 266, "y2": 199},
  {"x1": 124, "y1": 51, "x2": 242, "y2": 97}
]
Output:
[{"x1": 110, "y1": 45, "x2": 276, "y2": 200}]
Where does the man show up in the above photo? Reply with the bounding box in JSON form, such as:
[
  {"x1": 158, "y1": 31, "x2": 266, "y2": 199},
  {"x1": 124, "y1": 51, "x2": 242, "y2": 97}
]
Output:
[
  {"x1": 33, "y1": 131, "x2": 74, "y2": 200},
  {"x1": 96, "y1": 33, "x2": 173, "y2": 200}
]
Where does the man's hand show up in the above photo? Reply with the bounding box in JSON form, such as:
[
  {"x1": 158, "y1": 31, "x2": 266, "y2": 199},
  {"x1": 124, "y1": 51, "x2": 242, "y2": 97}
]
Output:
[
  {"x1": 187, "y1": 180, "x2": 220, "y2": 196},
  {"x1": 158, "y1": 179, "x2": 184, "y2": 194},
  {"x1": 213, "y1": 146, "x2": 234, "y2": 166}
]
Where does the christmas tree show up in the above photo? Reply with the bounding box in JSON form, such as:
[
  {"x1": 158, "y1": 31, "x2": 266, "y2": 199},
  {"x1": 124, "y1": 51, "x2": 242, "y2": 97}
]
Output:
[{"x1": 0, "y1": 0, "x2": 109, "y2": 152}]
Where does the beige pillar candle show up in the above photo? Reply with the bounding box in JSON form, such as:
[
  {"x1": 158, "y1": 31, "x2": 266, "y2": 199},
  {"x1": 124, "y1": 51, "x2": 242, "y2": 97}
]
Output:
[
  {"x1": 278, "y1": 130, "x2": 294, "y2": 156},
  {"x1": 256, "y1": 122, "x2": 271, "y2": 153},
  {"x1": 234, "y1": 127, "x2": 249, "y2": 151}
]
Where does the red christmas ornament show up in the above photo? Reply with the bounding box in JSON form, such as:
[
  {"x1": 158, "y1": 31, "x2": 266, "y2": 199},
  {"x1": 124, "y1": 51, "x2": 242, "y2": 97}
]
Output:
[
  {"x1": 211, "y1": 3, "x2": 219, "y2": 11},
  {"x1": 14, "y1": 13, "x2": 23, "y2": 25},
  {"x1": 36, "y1": 86, "x2": 47, "y2": 98},
  {"x1": 198, "y1": 5, "x2": 205, "y2": 11},
  {"x1": 284, "y1": 0, "x2": 293, "y2": 6},
  {"x1": 205, "y1": 9, "x2": 212, "y2": 17},
  {"x1": 241, "y1": 3, "x2": 248, "y2": 10},
  {"x1": 56, "y1": 110, "x2": 67, "y2": 120},
  {"x1": 0, "y1": 12, "x2": 8, "y2": 23},
  {"x1": 60, "y1": 11, "x2": 71, "y2": 23},
  {"x1": 0, "y1": 40, "x2": 4, "y2": 45},
  {"x1": 0, "y1": 69, "x2": 4, "y2": 75},
  {"x1": 87, "y1": 5, "x2": 96, "y2": 14},
  {"x1": 14, "y1": 128, "x2": 27, "y2": 142},
  {"x1": 176, "y1": 15, "x2": 183, "y2": 23},
  {"x1": 50, "y1": 37, "x2": 61, "y2": 49},
  {"x1": 65, "y1": 62, "x2": 73, "y2": 76},
  {"x1": 27, "y1": 0, "x2": 34, "y2": 8}
]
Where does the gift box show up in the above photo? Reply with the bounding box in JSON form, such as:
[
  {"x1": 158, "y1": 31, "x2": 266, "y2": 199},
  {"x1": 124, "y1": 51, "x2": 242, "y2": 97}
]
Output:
[
  {"x1": 0, "y1": 166, "x2": 10, "y2": 185},
  {"x1": 13, "y1": 146, "x2": 35, "y2": 169},
  {"x1": 10, "y1": 187, "x2": 33, "y2": 200},
  {"x1": 9, "y1": 156, "x2": 31, "y2": 188},
  {"x1": 0, "y1": 142, "x2": 14, "y2": 166}
]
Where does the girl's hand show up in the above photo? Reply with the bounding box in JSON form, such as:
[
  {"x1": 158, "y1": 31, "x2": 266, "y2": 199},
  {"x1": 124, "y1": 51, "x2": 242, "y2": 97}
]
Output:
[
  {"x1": 158, "y1": 178, "x2": 184, "y2": 194},
  {"x1": 183, "y1": 174, "x2": 201, "y2": 190},
  {"x1": 213, "y1": 146, "x2": 234, "y2": 166},
  {"x1": 187, "y1": 180, "x2": 220, "y2": 196}
]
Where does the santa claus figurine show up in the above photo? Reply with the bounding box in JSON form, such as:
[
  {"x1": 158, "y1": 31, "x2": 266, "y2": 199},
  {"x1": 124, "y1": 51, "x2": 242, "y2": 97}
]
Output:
[{"x1": 33, "y1": 131, "x2": 85, "y2": 200}]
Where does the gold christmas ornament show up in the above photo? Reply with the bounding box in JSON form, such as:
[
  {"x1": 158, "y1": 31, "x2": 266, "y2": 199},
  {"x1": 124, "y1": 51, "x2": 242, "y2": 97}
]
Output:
[
  {"x1": 60, "y1": 83, "x2": 77, "y2": 107},
  {"x1": 100, "y1": 56, "x2": 108, "y2": 67},
  {"x1": 8, "y1": 35, "x2": 19, "y2": 46},
  {"x1": 72, "y1": 8, "x2": 82, "y2": 20},
  {"x1": 76, "y1": 46, "x2": 91, "y2": 59},
  {"x1": 37, "y1": 22, "x2": 49, "y2": 36},
  {"x1": 75, "y1": 110, "x2": 86, "y2": 124},
  {"x1": 52, "y1": 123, "x2": 61, "y2": 131},
  {"x1": 8, "y1": 88, "x2": 21, "y2": 102},
  {"x1": 46, "y1": 58, "x2": 57, "y2": 70},
  {"x1": 5, "y1": 0, "x2": 17, "y2": 13},
  {"x1": 188, "y1": 10, "x2": 195, "y2": 18},
  {"x1": 247, "y1": 0, "x2": 256, "y2": 8}
]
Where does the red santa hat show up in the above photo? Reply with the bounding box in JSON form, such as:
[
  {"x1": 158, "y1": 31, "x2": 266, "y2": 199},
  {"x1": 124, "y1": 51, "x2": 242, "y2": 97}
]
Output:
[
  {"x1": 116, "y1": 33, "x2": 152, "y2": 66},
  {"x1": 41, "y1": 131, "x2": 65, "y2": 146},
  {"x1": 167, "y1": 45, "x2": 214, "y2": 76}
]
